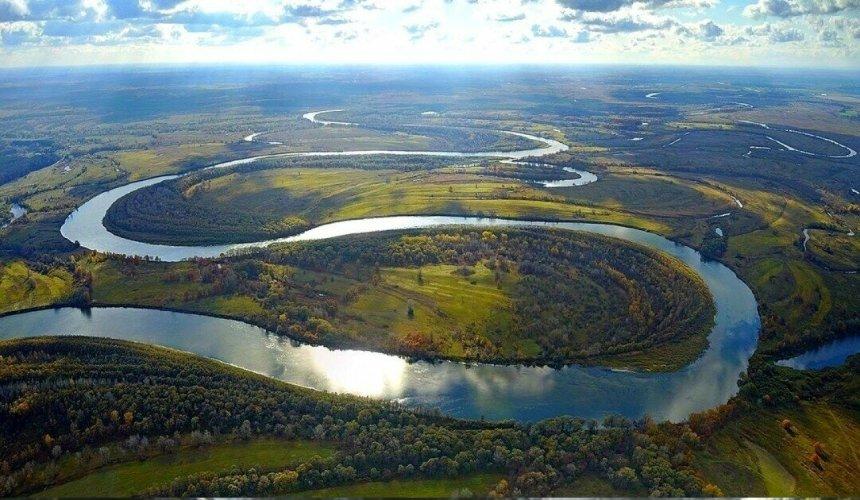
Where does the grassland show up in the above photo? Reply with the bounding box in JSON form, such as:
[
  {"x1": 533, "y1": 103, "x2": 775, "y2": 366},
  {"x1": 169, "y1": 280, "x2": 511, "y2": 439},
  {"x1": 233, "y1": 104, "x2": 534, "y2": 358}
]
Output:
[
  {"x1": 695, "y1": 403, "x2": 860, "y2": 496},
  {"x1": 0, "y1": 261, "x2": 74, "y2": 314},
  {"x1": 103, "y1": 165, "x2": 741, "y2": 245},
  {"x1": 806, "y1": 229, "x2": 859, "y2": 272},
  {"x1": 41, "y1": 439, "x2": 335, "y2": 497},
  {"x1": 551, "y1": 171, "x2": 735, "y2": 217},
  {"x1": 341, "y1": 264, "x2": 533, "y2": 359},
  {"x1": 552, "y1": 473, "x2": 646, "y2": 496},
  {"x1": 296, "y1": 473, "x2": 503, "y2": 497}
]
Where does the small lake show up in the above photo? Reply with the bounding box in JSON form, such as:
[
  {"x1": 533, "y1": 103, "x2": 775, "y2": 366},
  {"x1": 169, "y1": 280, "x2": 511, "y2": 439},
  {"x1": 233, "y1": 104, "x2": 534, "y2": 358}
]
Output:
[
  {"x1": 776, "y1": 336, "x2": 860, "y2": 370},
  {"x1": 2, "y1": 203, "x2": 26, "y2": 228}
]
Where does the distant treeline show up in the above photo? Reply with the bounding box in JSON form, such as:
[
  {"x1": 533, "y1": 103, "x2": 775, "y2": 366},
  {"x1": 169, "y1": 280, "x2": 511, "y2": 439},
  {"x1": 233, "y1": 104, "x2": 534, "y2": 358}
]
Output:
[{"x1": 0, "y1": 140, "x2": 60, "y2": 185}]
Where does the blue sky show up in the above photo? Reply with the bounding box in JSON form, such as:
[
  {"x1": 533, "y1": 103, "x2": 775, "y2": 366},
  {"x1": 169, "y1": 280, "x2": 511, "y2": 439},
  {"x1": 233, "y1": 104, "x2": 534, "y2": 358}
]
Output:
[{"x1": 0, "y1": 0, "x2": 857, "y2": 68}]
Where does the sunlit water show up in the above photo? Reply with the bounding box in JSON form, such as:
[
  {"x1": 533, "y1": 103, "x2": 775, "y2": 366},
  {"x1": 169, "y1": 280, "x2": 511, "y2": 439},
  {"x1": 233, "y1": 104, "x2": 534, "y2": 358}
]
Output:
[
  {"x1": 6, "y1": 216, "x2": 760, "y2": 422},
  {"x1": 5, "y1": 117, "x2": 761, "y2": 422}
]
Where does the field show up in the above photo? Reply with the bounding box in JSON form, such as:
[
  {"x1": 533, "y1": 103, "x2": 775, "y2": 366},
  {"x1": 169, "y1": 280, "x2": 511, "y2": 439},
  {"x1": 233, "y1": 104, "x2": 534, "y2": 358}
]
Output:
[
  {"x1": 552, "y1": 473, "x2": 646, "y2": 496},
  {"x1": 342, "y1": 264, "x2": 528, "y2": 359},
  {"x1": 806, "y1": 229, "x2": 860, "y2": 272},
  {"x1": 41, "y1": 439, "x2": 335, "y2": 497},
  {"x1": 0, "y1": 261, "x2": 74, "y2": 314},
  {"x1": 551, "y1": 171, "x2": 735, "y2": 218}
]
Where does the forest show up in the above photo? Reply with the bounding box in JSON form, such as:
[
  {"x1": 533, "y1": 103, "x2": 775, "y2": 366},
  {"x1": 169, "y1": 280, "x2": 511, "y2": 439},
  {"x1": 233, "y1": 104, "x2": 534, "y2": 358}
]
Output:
[
  {"x1": 76, "y1": 228, "x2": 715, "y2": 368},
  {"x1": 2, "y1": 336, "x2": 856, "y2": 496},
  {"x1": 0, "y1": 66, "x2": 857, "y2": 497},
  {"x1": 0, "y1": 336, "x2": 707, "y2": 496}
]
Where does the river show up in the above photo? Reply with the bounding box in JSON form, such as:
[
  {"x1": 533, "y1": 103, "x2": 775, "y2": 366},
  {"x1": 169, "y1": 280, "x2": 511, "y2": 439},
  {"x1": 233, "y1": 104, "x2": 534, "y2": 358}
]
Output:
[
  {"x1": 777, "y1": 336, "x2": 860, "y2": 370},
  {"x1": 4, "y1": 216, "x2": 761, "y2": 422},
  {"x1": 2, "y1": 111, "x2": 762, "y2": 423}
]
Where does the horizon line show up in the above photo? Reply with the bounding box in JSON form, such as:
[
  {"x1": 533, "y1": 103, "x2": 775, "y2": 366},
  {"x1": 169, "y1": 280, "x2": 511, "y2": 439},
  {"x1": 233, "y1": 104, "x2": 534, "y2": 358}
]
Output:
[{"x1": 2, "y1": 60, "x2": 858, "y2": 73}]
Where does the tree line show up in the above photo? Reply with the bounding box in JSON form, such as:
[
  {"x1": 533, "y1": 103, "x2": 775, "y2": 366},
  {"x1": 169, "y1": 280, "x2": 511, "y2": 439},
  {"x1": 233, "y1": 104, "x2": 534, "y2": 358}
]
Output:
[{"x1": 0, "y1": 336, "x2": 709, "y2": 496}]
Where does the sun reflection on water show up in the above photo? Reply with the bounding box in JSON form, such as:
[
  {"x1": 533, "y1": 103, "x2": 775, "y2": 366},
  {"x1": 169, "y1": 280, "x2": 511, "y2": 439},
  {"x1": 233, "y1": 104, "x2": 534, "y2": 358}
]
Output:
[{"x1": 305, "y1": 346, "x2": 410, "y2": 398}]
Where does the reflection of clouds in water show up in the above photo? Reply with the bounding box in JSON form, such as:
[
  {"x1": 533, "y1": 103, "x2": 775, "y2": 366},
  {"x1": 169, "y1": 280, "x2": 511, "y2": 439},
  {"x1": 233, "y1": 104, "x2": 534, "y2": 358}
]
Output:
[
  {"x1": 307, "y1": 347, "x2": 409, "y2": 397},
  {"x1": 264, "y1": 335, "x2": 409, "y2": 398},
  {"x1": 658, "y1": 319, "x2": 758, "y2": 421},
  {"x1": 462, "y1": 364, "x2": 558, "y2": 398},
  {"x1": 8, "y1": 212, "x2": 761, "y2": 423}
]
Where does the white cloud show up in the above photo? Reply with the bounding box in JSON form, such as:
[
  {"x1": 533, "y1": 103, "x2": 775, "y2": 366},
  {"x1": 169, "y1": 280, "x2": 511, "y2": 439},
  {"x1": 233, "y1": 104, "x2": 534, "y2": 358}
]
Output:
[
  {"x1": 744, "y1": 0, "x2": 859, "y2": 18},
  {"x1": 0, "y1": 0, "x2": 855, "y2": 67}
]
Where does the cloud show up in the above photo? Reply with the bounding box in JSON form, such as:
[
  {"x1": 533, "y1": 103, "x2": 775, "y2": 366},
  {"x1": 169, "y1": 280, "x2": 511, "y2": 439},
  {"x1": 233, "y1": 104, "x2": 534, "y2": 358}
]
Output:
[
  {"x1": 563, "y1": 10, "x2": 680, "y2": 33},
  {"x1": 685, "y1": 19, "x2": 724, "y2": 40},
  {"x1": 809, "y1": 15, "x2": 860, "y2": 43},
  {"x1": 530, "y1": 22, "x2": 590, "y2": 41},
  {"x1": 0, "y1": 0, "x2": 28, "y2": 20},
  {"x1": 569, "y1": 30, "x2": 591, "y2": 42},
  {"x1": 404, "y1": 21, "x2": 438, "y2": 40},
  {"x1": 0, "y1": 0, "x2": 102, "y2": 22},
  {"x1": 555, "y1": 0, "x2": 717, "y2": 12},
  {"x1": 284, "y1": 4, "x2": 338, "y2": 19},
  {"x1": 0, "y1": 20, "x2": 38, "y2": 45},
  {"x1": 496, "y1": 13, "x2": 526, "y2": 21},
  {"x1": 557, "y1": 0, "x2": 627, "y2": 11},
  {"x1": 745, "y1": 22, "x2": 805, "y2": 41},
  {"x1": 0, "y1": 0, "x2": 856, "y2": 67},
  {"x1": 743, "y1": 0, "x2": 859, "y2": 18},
  {"x1": 317, "y1": 16, "x2": 350, "y2": 25},
  {"x1": 531, "y1": 23, "x2": 567, "y2": 36}
]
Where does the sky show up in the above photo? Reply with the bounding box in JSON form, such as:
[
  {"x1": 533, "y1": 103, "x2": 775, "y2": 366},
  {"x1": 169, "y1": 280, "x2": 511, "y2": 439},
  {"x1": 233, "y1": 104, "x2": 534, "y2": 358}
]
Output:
[{"x1": 0, "y1": 0, "x2": 857, "y2": 68}]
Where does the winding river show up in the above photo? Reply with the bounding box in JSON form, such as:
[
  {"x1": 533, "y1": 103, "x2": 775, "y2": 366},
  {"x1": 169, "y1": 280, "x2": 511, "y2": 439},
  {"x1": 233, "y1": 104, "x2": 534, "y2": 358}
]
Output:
[{"x1": 1, "y1": 111, "x2": 761, "y2": 423}]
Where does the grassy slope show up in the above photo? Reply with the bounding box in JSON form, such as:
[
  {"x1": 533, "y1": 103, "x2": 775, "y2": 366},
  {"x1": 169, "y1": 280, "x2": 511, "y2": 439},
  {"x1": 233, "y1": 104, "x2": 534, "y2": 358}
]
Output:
[
  {"x1": 712, "y1": 183, "x2": 856, "y2": 356},
  {"x1": 806, "y1": 229, "x2": 859, "y2": 271},
  {"x1": 41, "y1": 439, "x2": 335, "y2": 498},
  {"x1": 552, "y1": 473, "x2": 647, "y2": 496},
  {"x1": 86, "y1": 257, "x2": 268, "y2": 319},
  {"x1": 553, "y1": 172, "x2": 735, "y2": 217},
  {"x1": 695, "y1": 403, "x2": 860, "y2": 496},
  {"x1": 341, "y1": 263, "x2": 533, "y2": 359},
  {"x1": 0, "y1": 261, "x2": 73, "y2": 314},
  {"x1": 296, "y1": 473, "x2": 503, "y2": 498}
]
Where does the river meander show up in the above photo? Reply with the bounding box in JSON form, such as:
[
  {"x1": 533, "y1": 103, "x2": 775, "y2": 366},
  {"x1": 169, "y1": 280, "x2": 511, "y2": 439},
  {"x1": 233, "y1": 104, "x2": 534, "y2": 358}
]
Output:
[{"x1": 1, "y1": 113, "x2": 761, "y2": 423}]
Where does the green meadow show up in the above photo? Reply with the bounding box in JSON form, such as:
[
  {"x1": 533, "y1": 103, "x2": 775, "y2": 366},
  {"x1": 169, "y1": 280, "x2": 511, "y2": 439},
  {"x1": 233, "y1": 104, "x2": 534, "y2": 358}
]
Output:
[{"x1": 40, "y1": 439, "x2": 335, "y2": 498}]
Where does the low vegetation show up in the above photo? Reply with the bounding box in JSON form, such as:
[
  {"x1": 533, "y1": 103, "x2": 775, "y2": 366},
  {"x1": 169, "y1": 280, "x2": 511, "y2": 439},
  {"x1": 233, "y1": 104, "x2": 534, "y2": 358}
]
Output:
[
  {"x1": 102, "y1": 165, "x2": 684, "y2": 245},
  {"x1": 80, "y1": 228, "x2": 715, "y2": 369},
  {"x1": 297, "y1": 473, "x2": 504, "y2": 498},
  {"x1": 690, "y1": 357, "x2": 860, "y2": 496},
  {"x1": 0, "y1": 261, "x2": 76, "y2": 314},
  {"x1": 41, "y1": 439, "x2": 335, "y2": 497}
]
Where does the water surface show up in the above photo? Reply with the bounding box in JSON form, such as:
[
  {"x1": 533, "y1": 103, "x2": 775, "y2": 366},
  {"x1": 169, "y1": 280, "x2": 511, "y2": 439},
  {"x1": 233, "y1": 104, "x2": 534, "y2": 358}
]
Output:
[
  {"x1": 4, "y1": 217, "x2": 760, "y2": 423},
  {"x1": 20, "y1": 112, "x2": 760, "y2": 423},
  {"x1": 776, "y1": 336, "x2": 860, "y2": 370}
]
